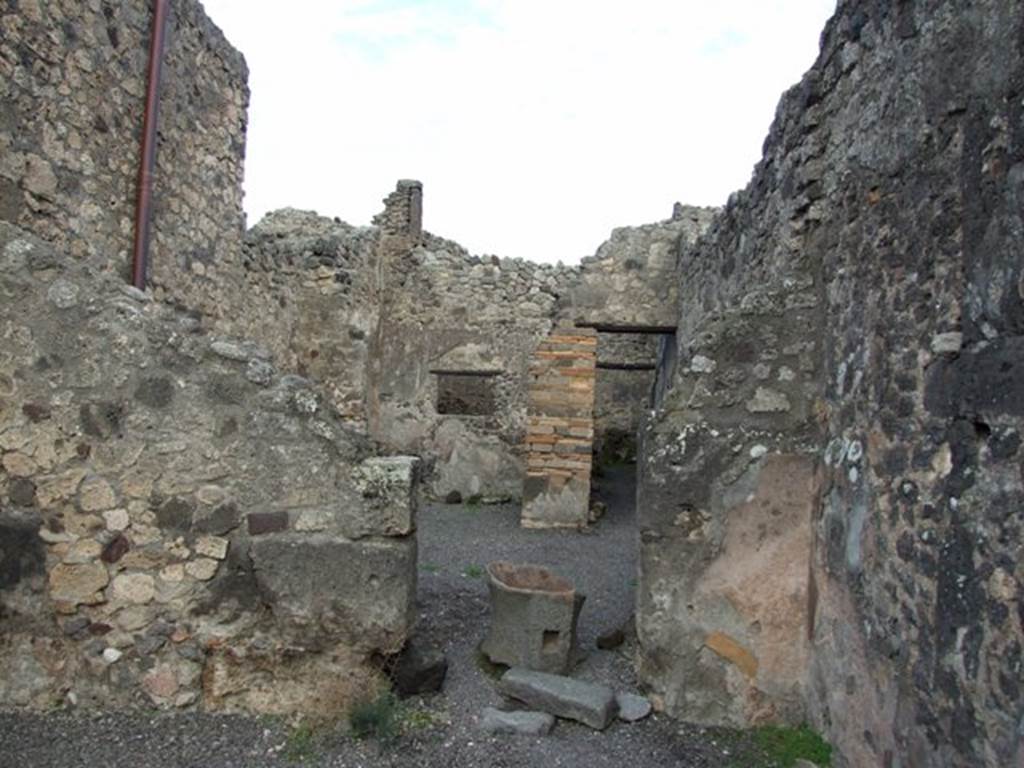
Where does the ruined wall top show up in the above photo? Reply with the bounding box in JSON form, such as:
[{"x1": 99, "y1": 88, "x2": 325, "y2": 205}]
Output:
[{"x1": 373, "y1": 179, "x2": 424, "y2": 240}]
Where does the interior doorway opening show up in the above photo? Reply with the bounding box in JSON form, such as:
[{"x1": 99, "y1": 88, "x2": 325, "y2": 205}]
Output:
[{"x1": 587, "y1": 327, "x2": 669, "y2": 526}]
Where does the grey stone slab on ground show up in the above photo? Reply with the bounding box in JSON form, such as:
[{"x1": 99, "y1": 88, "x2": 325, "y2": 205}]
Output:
[
  {"x1": 615, "y1": 692, "x2": 652, "y2": 722},
  {"x1": 479, "y1": 707, "x2": 555, "y2": 736},
  {"x1": 497, "y1": 667, "x2": 617, "y2": 730}
]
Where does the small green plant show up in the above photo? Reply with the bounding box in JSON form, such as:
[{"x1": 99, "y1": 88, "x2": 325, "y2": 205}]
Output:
[
  {"x1": 401, "y1": 703, "x2": 448, "y2": 731},
  {"x1": 474, "y1": 645, "x2": 508, "y2": 680},
  {"x1": 462, "y1": 564, "x2": 484, "y2": 579},
  {"x1": 420, "y1": 562, "x2": 441, "y2": 573},
  {"x1": 754, "y1": 724, "x2": 832, "y2": 767},
  {"x1": 349, "y1": 691, "x2": 401, "y2": 743},
  {"x1": 283, "y1": 722, "x2": 317, "y2": 763},
  {"x1": 465, "y1": 495, "x2": 483, "y2": 511}
]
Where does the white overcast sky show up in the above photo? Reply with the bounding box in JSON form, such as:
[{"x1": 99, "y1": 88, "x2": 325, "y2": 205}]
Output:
[{"x1": 201, "y1": 1, "x2": 836, "y2": 264}]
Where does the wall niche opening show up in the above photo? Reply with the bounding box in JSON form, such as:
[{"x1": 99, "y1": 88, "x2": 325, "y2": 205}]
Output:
[{"x1": 433, "y1": 370, "x2": 500, "y2": 416}]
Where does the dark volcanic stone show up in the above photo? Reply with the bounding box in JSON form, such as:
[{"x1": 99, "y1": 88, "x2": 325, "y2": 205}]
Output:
[
  {"x1": 101, "y1": 534, "x2": 130, "y2": 564},
  {"x1": 195, "y1": 501, "x2": 240, "y2": 535},
  {"x1": 21, "y1": 402, "x2": 50, "y2": 422},
  {"x1": 8, "y1": 477, "x2": 37, "y2": 507},
  {"x1": 596, "y1": 627, "x2": 625, "y2": 650},
  {"x1": 0, "y1": 517, "x2": 45, "y2": 589},
  {"x1": 247, "y1": 511, "x2": 288, "y2": 536},
  {"x1": 156, "y1": 497, "x2": 194, "y2": 532},
  {"x1": 135, "y1": 376, "x2": 175, "y2": 408},
  {"x1": 391, "y1": 637, "x2": 448, "y2": 697}
]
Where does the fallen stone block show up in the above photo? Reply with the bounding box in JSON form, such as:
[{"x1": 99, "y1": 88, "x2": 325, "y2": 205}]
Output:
[
  {"x1": 497, "y1": 667, "x2": 617, "y2": 730},
  {"x1": 479, "y1": 707, "x2": 555, "y2": 736},
  {"x1": 615, "y1": 692, "x2": 652, "y2": 722},
  {"x1": 250, "y1": 533, "x2": 416, "y2": 652}
]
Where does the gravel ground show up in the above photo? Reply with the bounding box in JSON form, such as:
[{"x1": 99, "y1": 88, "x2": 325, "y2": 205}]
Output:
[{"x1": 0, "y1": 467, "x2": 754, "y2": 768}]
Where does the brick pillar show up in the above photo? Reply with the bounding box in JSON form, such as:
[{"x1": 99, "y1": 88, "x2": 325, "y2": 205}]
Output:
[{"x1": 521, "y1": 328, "x2": 597, "y2": 528}]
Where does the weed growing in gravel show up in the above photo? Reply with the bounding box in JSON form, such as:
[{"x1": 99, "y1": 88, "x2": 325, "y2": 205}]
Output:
[
  {"x1": 401, "y1": 702, "x2": 449, "y2": 731},
  {"x1": 754, "y1": 724, "x2": 832, "y2": 766},
  {"x1": 474, "y1": 646, "x2": 508, "y2": 680},
  {"x1": 722, "y1": 723, "x2": 832, "y2": 767},
  {"x1": 283, "y1": 722, "x2": 317, "y2": 763},
  {"x1": 465, "y1": 495, "x2": 483, "y2": 511},
  {"x1": 462, "y1": 564, "x2": 484, "y2": 578},
  {"x1": 421, "y1": 562, "x2": 442, "y2": 573},
  {"x1": 349, "y1": 691, "x2": 401, "y2": 743}
]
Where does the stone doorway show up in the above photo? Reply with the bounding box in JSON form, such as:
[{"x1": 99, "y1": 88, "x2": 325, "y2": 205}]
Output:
[{"x1": 519, "y1": 325, "x2": 671, "y2": 530}]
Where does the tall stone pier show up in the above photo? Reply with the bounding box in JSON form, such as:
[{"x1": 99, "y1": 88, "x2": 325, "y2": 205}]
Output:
[{"x1": 521, "y1": 329, "x2": 597, "y2": 528}]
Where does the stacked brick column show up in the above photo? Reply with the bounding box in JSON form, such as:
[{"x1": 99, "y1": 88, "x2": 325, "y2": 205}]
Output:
[{"x1": 521, "y1": 328, "x2": 597, "y2": 528}]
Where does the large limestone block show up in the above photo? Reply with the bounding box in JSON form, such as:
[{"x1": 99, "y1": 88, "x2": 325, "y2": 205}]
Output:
[
  {"x1": 250, "y1": 533, "x2": 416, "y2": 653},
  {"x1": 521, "y1": 474, "x2": 590, "y2": 529},
  {"x1": 352, "y1": 456, "x2": 419, "y2": 536}
]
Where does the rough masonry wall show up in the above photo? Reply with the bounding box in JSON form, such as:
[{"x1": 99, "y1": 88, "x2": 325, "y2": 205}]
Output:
[
  {"x1": 372, "y1": 217, "x2": 579, "y2": 502},
  {"x1": 0, "y1": 0, "x2": 390, "y2": 434},
  {"x1": 231, "y1": 187, "x2": 710, "y2": 505},
  {"x1": 236, "y1": 209, "x2": 380, "y2": 424},
  {"x1": 564, "y1": 206, "x2": 716, "y2": 330},
  {"x1": 639, "y1": 2, "x2": 1023, "y2": 767},
  {"x1": 0, "y1": 0, "x2": 248, "y2": 276},
  {"x1": 0, "y1": 222, "x2": 417, "y2": 714}
]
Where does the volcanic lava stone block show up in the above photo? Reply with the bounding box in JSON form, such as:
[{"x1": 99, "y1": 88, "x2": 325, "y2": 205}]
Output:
[
  {"x1": 481, "y1": 561, "x2": 584, "y2": 675},
  {"x1": 497, "y1": 667, "x2": 617, "y2": 730}
]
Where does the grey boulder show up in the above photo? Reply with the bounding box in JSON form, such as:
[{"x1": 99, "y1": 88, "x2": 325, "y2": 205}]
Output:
[{"x1": 615, "y1": 692, "x2": 652, "y2": 722}]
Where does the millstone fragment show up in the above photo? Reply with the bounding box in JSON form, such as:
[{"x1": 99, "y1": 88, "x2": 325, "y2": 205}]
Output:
[
  {"x1": 497, "y1": 667, "x2": 617, "y2": 730},
  {"x1": 481, "y1": 561, "x2": 583, "y2": 674}
]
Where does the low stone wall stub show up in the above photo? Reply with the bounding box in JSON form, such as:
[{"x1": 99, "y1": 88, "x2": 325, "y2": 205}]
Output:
[{"x1": 0, "y1": 223, "x2": 418, "y2": 716}]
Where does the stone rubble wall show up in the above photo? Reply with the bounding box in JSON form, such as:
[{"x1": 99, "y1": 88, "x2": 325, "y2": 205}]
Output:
[
  {"x1": 232, "y1": 182, "x2": 711, "y2": 504},
  {"x1": 0, "y1": 0, "x2": 248, "y2": 277},
  {"x1": 638, "y1": 2, "x2": 1024, "y2": 767},
  {"x1": 562, "y1": 206, "x2": 717, "y2": 330},
  {"x1": 0, "y1": 222, "x2": 417, "y2": 714},
  {"x1": 348, "y1": 196, "x2": 713, "y2": 502},
  {"x1": 371, "y1": 227, "x2": 579, "y2": 502},
  {"x1": 235, "y1": 209, "x2": 380, "y2": 425},
  {"x1": 521, "y1": 330, "x2": 597, "y2": 528}
]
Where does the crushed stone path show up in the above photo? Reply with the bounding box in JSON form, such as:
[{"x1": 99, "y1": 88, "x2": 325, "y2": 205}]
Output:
[{"x1": 0, "y1": 466, "x2": 752, "y2": 767}]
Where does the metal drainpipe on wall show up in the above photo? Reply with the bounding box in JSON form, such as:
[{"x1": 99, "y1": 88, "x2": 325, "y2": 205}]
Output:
[{"x1": 131, "y1": 0, "x2": 171, "y2": 291}]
